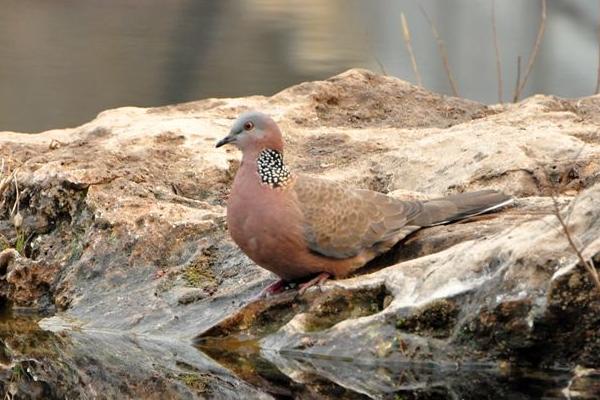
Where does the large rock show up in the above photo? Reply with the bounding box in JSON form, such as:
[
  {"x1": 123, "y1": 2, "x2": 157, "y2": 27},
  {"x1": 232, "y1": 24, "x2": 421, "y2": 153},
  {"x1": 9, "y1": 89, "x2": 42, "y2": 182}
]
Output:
[{"x1": 1, "y1": 69, "x2": 599, "y2": 398}]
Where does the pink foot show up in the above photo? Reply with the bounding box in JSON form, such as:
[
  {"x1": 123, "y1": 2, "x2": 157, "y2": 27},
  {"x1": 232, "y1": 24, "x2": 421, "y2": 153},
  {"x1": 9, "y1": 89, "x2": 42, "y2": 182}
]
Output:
[
  {"x1": 298, "y1": 272, "x2": 331, "y2": 295},
  {"x1": 258, "y1": 279, "x2": 288, "y2": 299}
]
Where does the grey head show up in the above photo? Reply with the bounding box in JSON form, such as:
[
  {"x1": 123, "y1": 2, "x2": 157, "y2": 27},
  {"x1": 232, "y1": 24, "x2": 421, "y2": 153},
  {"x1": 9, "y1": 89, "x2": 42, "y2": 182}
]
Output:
[{"x1": 215, "y1": 111, "x2": 284, "y2": 153}]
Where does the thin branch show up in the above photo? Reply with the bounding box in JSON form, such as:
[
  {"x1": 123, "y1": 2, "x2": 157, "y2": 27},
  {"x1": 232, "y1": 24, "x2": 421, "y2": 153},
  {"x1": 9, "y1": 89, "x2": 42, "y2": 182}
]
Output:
[
  {"x1": 0, "y1": 172, "x2": 15, "y2": 210},
  {"x1": 492, "y1": 0, "x2": 503, "y2": 103},
  {"x1": 513, "y1": 56, "x2": 522, "y2": 102},
  {"x1": 10, "y1": 173, "x2": 20, "y2": 217},
  {"x1": 514, "y1": 0, "x2": 547, "y2": 101},
  {"x1": 364, "y1": 29, "x2": 387, "y2": 76},
  {"x1": 551, "y1": 195, "x2": 600, "y2": 293},
  {"x1": 596, "y1": 0, "x2": 600, "y2": 94},
  {"x1": 374, "y1": 55, "x2": 388, "y2": 76},
  {"x1": 419, "y1": 4, "x2": 459, "y2": 96},
  {"x1": 537, "y1": 141, "x2": 600, "y2": 294},
  {"x1": 401, "y1": 12, "x2": 422, "y2": 87}
]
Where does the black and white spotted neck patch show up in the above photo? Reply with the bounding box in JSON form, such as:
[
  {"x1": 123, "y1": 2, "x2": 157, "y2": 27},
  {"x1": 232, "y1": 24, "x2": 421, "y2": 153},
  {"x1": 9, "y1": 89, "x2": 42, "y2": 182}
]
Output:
[{"x1": 257, "y1": 149, "x2": 292, "y2": 188}]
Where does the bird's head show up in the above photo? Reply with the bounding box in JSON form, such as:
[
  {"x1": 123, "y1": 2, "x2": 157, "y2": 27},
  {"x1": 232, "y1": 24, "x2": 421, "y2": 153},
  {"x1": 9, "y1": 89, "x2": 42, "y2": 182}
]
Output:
[{"x1": 216, "y1": 111, "x2": 284, "y2": 154}]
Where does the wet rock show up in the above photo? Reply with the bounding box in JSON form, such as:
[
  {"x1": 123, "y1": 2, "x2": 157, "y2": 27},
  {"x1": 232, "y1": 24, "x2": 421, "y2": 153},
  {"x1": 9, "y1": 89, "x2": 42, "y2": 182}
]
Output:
[
  {"x1": 177, "y1": 288, "x2": 210, "y2": 305},
  {"x1": 565, "y1": 367, "x2": 600, "y2": 399},
  {"x1": 1, "y1": 69, "x2": 600, "y2": 398},
  {"x1": 200, "y1": 184, "x2": 600, "y2": 372},
  {"x1": 0, "y1": 314, "x2": 270, "y2": 400},
  {"x1": 0, "y1": 249, "x2": 58, "y2": 310}
]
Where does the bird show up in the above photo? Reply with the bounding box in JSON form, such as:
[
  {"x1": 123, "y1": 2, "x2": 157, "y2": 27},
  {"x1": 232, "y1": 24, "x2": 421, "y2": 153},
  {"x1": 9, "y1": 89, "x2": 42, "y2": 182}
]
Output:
[{"x1": 216, "y1": 111, "x2": 513, "y2": 296}]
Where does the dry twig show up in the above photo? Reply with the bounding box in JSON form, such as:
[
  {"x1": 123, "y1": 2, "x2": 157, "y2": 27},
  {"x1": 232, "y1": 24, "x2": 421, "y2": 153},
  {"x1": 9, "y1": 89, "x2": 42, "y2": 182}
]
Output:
[
  {"x1": 419, "y1": 4, "x2": 459, "y2": 96},
  {"x1": 0, "y1": 161, "x2": 13, "y2": 195},
  {"x1": 10, "y1": 173, "x2": 20, "y2": 218},
  {"x1": 514, "y1": 0, "x2": 547, "y2": 102},
  {"x1": 551, "y1": 195, "x2": 600, "y2": 293},
  {"x1": 363, "y1": 30, "x2": 387, "y2": 76},
  {"x1": 539, "y1": 143, "x2": 600, "y2": 294},
  {"x1": 513, "y1": 56, "x2": 522, "y2": 103},
  {"x1": 491, "y1": 0, "x2": 503, "y2": 103},
  {"x1": 374, "y1": 55, "x2": 388, "y2": 76},
  {"x1": 401, "y1": 12, "x2": 422, "y2": 86}
]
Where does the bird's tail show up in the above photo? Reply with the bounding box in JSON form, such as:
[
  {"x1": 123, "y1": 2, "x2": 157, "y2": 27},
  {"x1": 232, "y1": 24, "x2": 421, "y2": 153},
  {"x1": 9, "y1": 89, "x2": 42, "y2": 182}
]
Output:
[{"x1": 411, "y1": 190, "x2": 513, "y2": 227}]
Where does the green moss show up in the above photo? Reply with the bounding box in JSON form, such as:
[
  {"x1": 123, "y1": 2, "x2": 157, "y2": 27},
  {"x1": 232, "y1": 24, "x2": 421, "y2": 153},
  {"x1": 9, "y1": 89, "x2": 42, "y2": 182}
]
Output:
[
  {"x1": 15, "y1": 229, "x2": 26, "y2": 255},
  {"x1": 108, "y1": 231, "x2": 119, "y2": 245},
  {"x1": 0, "y1": 234, "x2": 10, "y2": 250},
  {"x1": 178, "y1": 373, "x2": 210, "y2": 393},
  {"x1": 69, "y1": 237, "x2": 84, "y2": 262},
  {"x1": 395, "y1": 317, "x2": 408, "y2": 329},
  {"x1": 303, "y1": 286, "x2": 389, "y2": 332},
  {"x1": 182, "y1": 251, "x2": 218, "y2": 291},
  {"x1": 11, "y1": 364, "x2": 25, "y2": 382},
  {"x1": 395, "y1": 299, "x2": 459, "y2": 338},
  {"x1": 253, "y1": 301, "x2": 303, "y2": 336}
]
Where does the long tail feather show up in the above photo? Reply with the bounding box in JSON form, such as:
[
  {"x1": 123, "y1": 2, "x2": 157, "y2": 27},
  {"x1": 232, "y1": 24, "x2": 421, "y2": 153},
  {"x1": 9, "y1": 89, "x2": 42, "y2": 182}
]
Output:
[{"x1": 411, "y1": 190, "x2": 513, "y2": 227}]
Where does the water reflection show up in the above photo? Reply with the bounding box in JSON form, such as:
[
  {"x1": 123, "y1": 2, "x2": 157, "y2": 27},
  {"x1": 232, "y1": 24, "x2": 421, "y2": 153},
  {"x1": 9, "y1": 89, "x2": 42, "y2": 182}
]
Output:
[
  {"x1": 1, "y1": 0, "x2": 598, "y2": 132},
  {"x1": 0, "y1": 299, "x2": 11, "y2": 322},
  {"x1": 0, "y1": 303, "x2": 599, "y2": 399},
  {"x1": 0, "y1": 309, "x2": 264, "y2": 398},
  {"x1": 197, "y1": 337, "x2": 583, "y2": 400}
]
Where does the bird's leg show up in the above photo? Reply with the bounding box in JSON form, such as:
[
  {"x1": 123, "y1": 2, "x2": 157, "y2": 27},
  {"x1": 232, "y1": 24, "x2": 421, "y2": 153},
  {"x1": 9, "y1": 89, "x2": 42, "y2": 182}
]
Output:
[
  {"x1": 258, "y1": 278, "x2": 288, "y2": 298},
  {"x1": 298, "y1": 272, "x2": 331, "y2": 295}
]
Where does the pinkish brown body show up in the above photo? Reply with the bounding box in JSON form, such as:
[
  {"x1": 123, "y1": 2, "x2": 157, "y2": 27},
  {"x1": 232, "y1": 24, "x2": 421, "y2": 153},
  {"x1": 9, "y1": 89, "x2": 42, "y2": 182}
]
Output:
[
  {"x1": 227, "y1": 149, "x2": 367, "y2": 280},
  {"x1": 216, "y1": 111, "x2": 512, "y2": 292}
]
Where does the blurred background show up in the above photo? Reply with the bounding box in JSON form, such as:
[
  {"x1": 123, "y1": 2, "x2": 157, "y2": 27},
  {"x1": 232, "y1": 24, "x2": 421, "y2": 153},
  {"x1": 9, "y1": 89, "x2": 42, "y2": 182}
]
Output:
[{"x1": 1, "y1": 0, "x2": 598, "y2": 132}]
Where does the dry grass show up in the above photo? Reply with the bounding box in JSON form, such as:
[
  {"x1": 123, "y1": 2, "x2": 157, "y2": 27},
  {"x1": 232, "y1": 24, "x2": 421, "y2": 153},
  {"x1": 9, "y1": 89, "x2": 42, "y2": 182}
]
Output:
[
  {"x1": 0, "y1": 159, "x2": 27, "y2": 255},
  {"x1": 513, "y1": 0, "x2": 547, "y2": 102},
  {"x1": 419, "y1": 4, "x2": 459, "y2": 97},
  {"x1": 541, "y1": 144, "x2": 600, "y2": 294},
  {"x1": 514, "y1": 56, "x2": 522, "y2": 104},
  {"x1": 374, "y1": 55, "x2": 388, "y2": 76},
  {"x1": 491, "y1": 0, "x2": 503, "y2": 103},
  {"x1": 551, "y1": 195, "x2": 600, "y2": 293},
  {"x1": 401, "y1": 12, "x2": 422, "y2": 87}
]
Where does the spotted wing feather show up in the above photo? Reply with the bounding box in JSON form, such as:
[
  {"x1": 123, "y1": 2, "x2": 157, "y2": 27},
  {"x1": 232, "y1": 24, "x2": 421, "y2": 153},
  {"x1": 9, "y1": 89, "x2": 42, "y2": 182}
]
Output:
[{"x1": 293, "y1": 175, "x2": 423, "y2": 259}]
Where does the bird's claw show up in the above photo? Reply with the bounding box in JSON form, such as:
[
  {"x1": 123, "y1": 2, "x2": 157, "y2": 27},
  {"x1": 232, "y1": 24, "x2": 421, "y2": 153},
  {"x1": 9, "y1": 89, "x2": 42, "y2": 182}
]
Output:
[
  {"x1": 297, "y1": 272, "x2": 331, "y2": 296},
  {"x1": 257, "y1": 279, "x2": 288, "y2": 299},
  {"x1": 257, "y1": 273, "x2": 331, "y2": 300}
]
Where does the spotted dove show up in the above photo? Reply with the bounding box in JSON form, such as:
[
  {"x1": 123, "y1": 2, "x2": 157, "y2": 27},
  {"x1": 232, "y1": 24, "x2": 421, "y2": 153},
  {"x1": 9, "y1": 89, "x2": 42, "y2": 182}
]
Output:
[{"x1": 216, "y1": 112, "x2": 513, "y2": 295}]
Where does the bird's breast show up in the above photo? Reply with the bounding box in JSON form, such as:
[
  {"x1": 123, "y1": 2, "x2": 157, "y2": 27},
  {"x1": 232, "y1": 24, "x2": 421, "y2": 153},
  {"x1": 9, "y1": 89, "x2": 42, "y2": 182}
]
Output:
[{"x1": 226, "y1": 168, "x2": 309, "y2": 276}]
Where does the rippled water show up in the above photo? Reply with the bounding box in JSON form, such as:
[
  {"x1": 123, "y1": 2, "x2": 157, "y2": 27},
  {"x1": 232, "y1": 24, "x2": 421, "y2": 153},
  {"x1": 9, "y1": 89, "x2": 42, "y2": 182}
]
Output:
[{"x1": 1, "y1": 0, "x2": 599, "y2": 132}]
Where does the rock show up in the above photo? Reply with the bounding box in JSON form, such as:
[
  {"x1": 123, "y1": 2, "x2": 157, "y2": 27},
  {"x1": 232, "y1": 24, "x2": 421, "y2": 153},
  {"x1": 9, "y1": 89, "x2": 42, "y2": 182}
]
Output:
[
  {"x1": 0, "y1": 249, "x2": 58, "y2": 311},
  {"x1": 1, "y1": 69, "x2": 600, "y2": 398},
  {"x1": 565, "y1": 367, "x2": 600, "y2": 399},
  {"x1": 177, "y1": 288, "x2": 210, "y2": 305},
  {"x1": 0, "y1": 315, "x2": 270, "y2": 400}
]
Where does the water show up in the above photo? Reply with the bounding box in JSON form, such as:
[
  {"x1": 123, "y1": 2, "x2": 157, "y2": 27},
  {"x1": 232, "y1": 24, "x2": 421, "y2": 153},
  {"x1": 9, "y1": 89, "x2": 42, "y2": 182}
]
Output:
[
  {"x1": 1, "y1": 0, "x2": 599, "y2": 132},
  {"x1": 1, "y1": 303, "x2": 599, "y2": 398},
  {"x1": 197, "y1": 337, "x2": 579, "y2": 399}
]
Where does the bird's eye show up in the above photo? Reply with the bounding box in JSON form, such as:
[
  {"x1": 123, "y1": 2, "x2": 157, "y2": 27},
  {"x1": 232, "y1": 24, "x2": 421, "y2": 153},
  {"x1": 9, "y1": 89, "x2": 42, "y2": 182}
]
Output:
[{"x1": 243, "y1": 121, "x2": 254, "y2": 131}]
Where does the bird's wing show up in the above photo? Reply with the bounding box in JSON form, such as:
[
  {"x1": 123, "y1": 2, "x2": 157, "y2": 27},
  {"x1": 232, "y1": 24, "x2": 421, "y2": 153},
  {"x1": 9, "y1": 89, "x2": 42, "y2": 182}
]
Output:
[{"x1": 293, "y1": 175, "x2": 423, "y2": 259}]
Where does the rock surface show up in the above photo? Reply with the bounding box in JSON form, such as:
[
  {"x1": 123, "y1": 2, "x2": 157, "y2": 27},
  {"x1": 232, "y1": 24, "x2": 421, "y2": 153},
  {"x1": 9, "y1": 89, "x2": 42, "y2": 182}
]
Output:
[{"x1": 0, "y1": 69, "x2": 599, "y2": 398}]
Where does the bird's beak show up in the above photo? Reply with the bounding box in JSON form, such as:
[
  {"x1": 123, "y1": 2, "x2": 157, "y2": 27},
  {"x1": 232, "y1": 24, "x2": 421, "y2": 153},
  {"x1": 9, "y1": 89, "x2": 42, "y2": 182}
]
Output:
[{"x1": 215, "y1": 134, "x2": 235, "y2": 148}]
